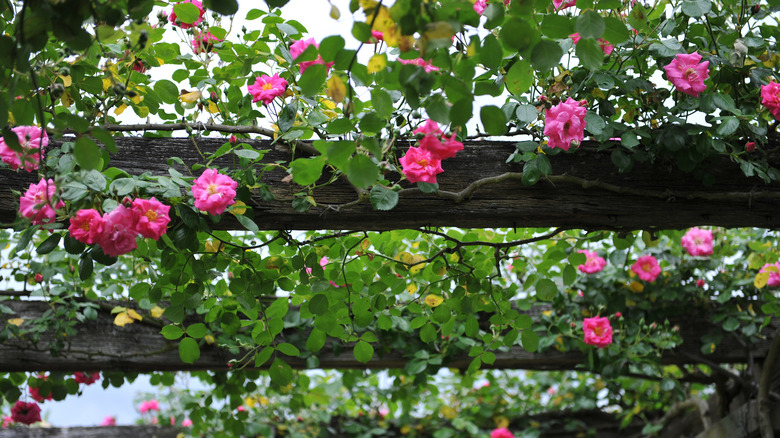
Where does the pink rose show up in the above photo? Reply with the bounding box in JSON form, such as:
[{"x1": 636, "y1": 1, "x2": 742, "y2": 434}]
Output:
[
  {"x1": 34, "y1": 273, "x2": 43, "y2": 283},
  {"x1": 474, "y1": 0, "x2": 511, "y2": 14},
  {"x1": 74, "y1": 372, "x2": 100, "y2": 385},
  {"x1": 182, "y1": 418, "x2": 193, "y2": 427},
  {"x1": 131, "y1": 197, "x2": 171, "y2": 241},
  {"x1": 11, "y1": 401, "x2": 41, "y2": 425},
  {"x1": 100, "y1": 416, "x2": 116, "y2": 426},
  {"x1": 69, "y1": 209, "x2": 105, "y2": 245},
  {"x1": 29, "y1": 375, "x2": 53, "y2": 403},
  {"x1": 583, "y1": 316, "x2": 613, "y2": 348},
  {"x1": 398, "y1": 58, "x2": 439, "y2": 73},
  {"x1": 577, "y1": 250, "x2": 607, "y2": 274},
  {"x1": 544, "y1": 97, "x2": 587, "y2": 151},
  {"x1": 569, "y1": 33, "x2": 613, "y2": 55},
  {"x1": 98, "y1": 205, "x2": 138, "y2": 257},
  {"x1": 490, "y1": 428, "x2": 516, "y2": 438},
  {"x1": 745, "y1": 141, "x2": 756, "y2": 152},
  {"x1": 0, "y1": 125, "x2": 47, "y2": 171},
  {"x1": 19, "y1": 178, "x2": 64, "y2": 225},
  {"x1": 248, "y1": 73, "x2": 288, "y2": 105},
  {"x1": 399, "y1": 146, "x2": 444, "y2": 184},
  {"x1": 289, "y1": 38, "x2": 333, "y2": 74},
  {"x1": 191, "y1": 31, "x2": 222, "y2": 54},
  {"x1": 2, "y1": 415, "x2": 13, "y2": 428},
  {"x1": 419, "y1": 133, "x2": 463, "y2": 160},
  {"x1": 631, "y1": 255, "x2": 661, "y2": 283},
  {"x1": 554, "y1": 0, "x2": 577, "y2": 9},
  {"x1": 413, "y1": 119, "x2": 443, "y2": 136},
  {"x1": 370, "y1": 30, "x2": 384, "y2": 42},
  {"x1": 681, "y1": 227, "x2": 713, "y2": 257},
  {"x1": 761, "y1": 81, "x2": 780, "y2": 120},
  {"x1": 663, "y1": 53, "x2": 710, "y2": 97},
  {"x1": 191, "y1": 168, "x2": 238, "y2": 215},
  {"x1": 168, "y1": 0, "x2": 205, "y2": 29},
  {"x1": 760, "y1": 263, "x2": 780, "y2": 287},
  {"x1": 696, "y1": 279, "x2": 705, "y2": 287},
  {"x1": 139, "y1": 400, "x2": 160, "y2": 413}
]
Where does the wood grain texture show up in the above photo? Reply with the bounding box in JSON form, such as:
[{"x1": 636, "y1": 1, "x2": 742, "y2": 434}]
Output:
[
  {"x1": 0, "y1": 426, "x2": 178, "y2": 438},
  {"x1": 1, "y1": 138, "x2": 779, "y2": 230},
  {"x1": 0, "y1": 301, "x2": 773, "y2": 373}
]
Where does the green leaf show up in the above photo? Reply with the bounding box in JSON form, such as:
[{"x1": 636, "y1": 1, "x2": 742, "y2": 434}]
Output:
[
  {"x1": 347, "y1": 154, "x2": 379, "y2": 189},
  {"x1": 276, "y1": 343, "x2": 300, "y2": 357},
  {"x1": 161, "y1": 325, "x2": 184, "y2": 340},
  {"x1": 576, "y1": 38, "x2": 605, "y2": 71},
  {"x1": 603, "y1": 17, "x2": 631, "y2": 44},
  {"x1": 79, "y1": 253, "x2": 93, "y2": 280},
  {"x1": 64, "y1": 233, "x2": 86, "y2": 255},
  {"x1": 479, "y1": 34, "x2": 502, "y2": 70},
  {"x1": 319, "y1": 35, "x2": 345, "y2": 62},
  {"x1": 417, "y1": 182, "x2": 439, "y2": 193},
  {"x1": 536, "y1": 278, "x2": 558, "y2": 301},
  {"x1": 290, "y1": 156, "x2": 325, "y2": 186},
  {"x1": 500, "y1": 18, "x2": 536, "y2": 52},
  {"x1": 186, "y1": 323, "x2": 208, "y2": 338},
  {"x1": 611, "y1": 149, "x2": 632, "y2": 170},
  {"x1": 178, "y1": 337, "x2": 200, "y2": 364},
  {"x1": 480, "y1": 105, "x2": 508, "y2": 136},
  {"x1": 154, "y1": 79, "x2": 179, "y2": 104},
  {"x1": 74, "y1": 137, "x2": 102, "y2": 170},
  {"x1": 299, "y1": 63, "x2": 327, "y2": 97},
  {"x1": 353, "y1": 340, "x2": 374, "y2": 363},
  {"x1": 173, "y1": 2, "x2": 201, "y2": 24},
  {"x1": 420, "y1": 323, "x2": 437, "y2": 343},
  {"x1": 370, "y1": 185, "x2": 399, "y2": 211},
  {"x1": 577, "y1": 11, "x2": 605, "y2": 39},
  {"x1": 306, "y1": 328, "x2": 327, "y2": 352},
  {"x1": 722, "y1": 317, "x2": 739, "y2": 332},
  {"x1": 717, "y1": 117, "x2": 740, "y2": 137},
  {"x1": 269, "y1": 358, "x2": 293, "y2": 385},
  {"x1": 530, "y1": 40, "x2": 563, "y2": 71},
  {"x1": 681, "y1": 0, "x2": 712, "y2": 16},
  {"x1": 308, "y1": 294, "x2": 329, "y2": 315},
  {"x1": 235, "y1": 214, "x2": 259, "y2": 232},
  {"x1": 37, "y1": 233, "x2": 61, "y2": 255},
  {"x1": 541, "y1": 14, "x2": 574, "y2": 39},
  {"x1": 505, "y1": 59, "x2": 534, "y2": 97},
  {"x1": 371, "y1": 89, "x2": 393, "y2": 119},
  {"x1": 521, "y1": 330, "x2": 539, "y2": 352},
  {"x1": 254, "y1": 347, "x2": 274, "y2": 367}
]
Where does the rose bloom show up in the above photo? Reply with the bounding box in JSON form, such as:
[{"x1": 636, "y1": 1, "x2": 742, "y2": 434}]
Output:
[
  {"x1": 413, "y1": 119, "x2": 443, "y2": 136},
  {"x1": 474, "y1": 0, "x2": 511, "y2": 14},
  {"x1": 369, "y1": 30, "x2": 384, "y2": 42},
  {"x1": 131, "y1": 197, "x2": 171, "y2": 240},
  {"x1": 11, "y1": 401, "x2": 41, "y2": 425},
  {"x1": 191, "y1": 168, "x2": 238, "y2": 215},
  {"x1": 760, "y1": 262, "x2": 780, "y2": 287},
  {"x1": 100, "y1": 416, "x2": 116, "y2": 426},
  {"x1": 19, "y1": 178, "x2": 64, "y2": 225},
  {"x1": 289, "y1": 38, "x2": 333, "y2": 74},
  {"x1": 131, "y1": 59, "x2": 147, "y2": 74},
  {"x1": 139, "y1": 400, "x2": 160, "y2": 413},
  {"x1": 569, "y1": 33, "x2": 614, "y2": 55},
  {"x1": 663, "y1": 53, "x2": 710, "y2": 97},
  {"x1": 398, "y1": 57, "x2": 439, "y2": 73},
  {"x1": 97, "y1": 205, "x2": 138, "y2": 257},
  {"x1": 631, "y1": 255, "x2": 661, "y2": 283},
  {"x1": 0, "y1": 125, "x2": 47, "y2": 171},
  {"x1": 490, "y1": 427, "x2": 516, "y2": 438},
  {"x1": 577, "y1": 249, "x2": 607, "y2": 274},
  {"x1": 554, "y1": 0, "x2": 577, "y2": 9},
  {"x1": 399, "y1": 146, "x2": 444, "y2": 184},
  {"x1": 419, "y1": 133, "x2": 463, "y2": 160},
  {"x1": 69, "y1": 209, "x2": 105, "y2": 245},
  {"x1": 29, "y1": 385, "x2": 52, "y2": 403},
  {"x1": 745, "y1": 141, "x2": 756, "y2": 152},
  {"x1": 761, "y1": 81, "x2": 780, "y2": 120},
  {"x1": 2, "y1": 415, "x2": 12, "y2": 428},
  {"x1": 74, "y1": 372, "x2": 100, "y2": 385},
  {"x1": 583, "y1": 316, "x2": 613, "y2": 348},
  {"x1": 191, "y1": 31, "x2": 222, "y2": 54},
  {"x1": 182, "y1": 418, "x2": 193, "y2": 427},
  {"x1": 681, "y1": 227, "x2": 713, "y2": 256},
  {"x1": 544, "y1": 97, "x2": 587, "y2": 151},
  {"x1": 248, "y1": 73, "x2": 288, "y2": 105},
  {"x1": 168, "y1": 0, "x2": 205, "y2": 29}
]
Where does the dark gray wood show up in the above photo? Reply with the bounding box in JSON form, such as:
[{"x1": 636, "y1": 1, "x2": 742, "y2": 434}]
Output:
[
  {"x1": 0, "y1": 426, "x2": 178, "y2": 438},
  {"x1": 0, "y1": 301, "x2": 773, "y2": 373},
  {"x1": 1, "y1": 138, "x2": 780, "y2": 230}
]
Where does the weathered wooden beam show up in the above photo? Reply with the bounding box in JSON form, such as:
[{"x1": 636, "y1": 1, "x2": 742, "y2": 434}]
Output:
[
  {"x1": 693, "y1": 400, "x2": 780, "y2": 438},
  {"x1": 1, "y1": 138, "x2": 780, "y2": 230},
  {"x1": 0, "y1": 301, "x2": 773, "y2": 373},
  {"x1": 0, "y1": 426, "x2": 178, "y2": 438}
]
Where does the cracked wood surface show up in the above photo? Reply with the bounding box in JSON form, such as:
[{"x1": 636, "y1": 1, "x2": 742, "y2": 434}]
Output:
[{"x1": 1, "y1": 138, "x2": 779, "y2": 230}]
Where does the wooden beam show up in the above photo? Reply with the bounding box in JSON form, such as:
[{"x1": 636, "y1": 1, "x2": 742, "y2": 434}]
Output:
[
  {"x1": 694, "y1": 400, "x2": 780, "y2": 438},
  {"x1": 0, "y1": 301, "x2": 773, "y2": 373},
  {"x1": 1, "y1": 138, "x2": 779, "y2": 230},
  {"x1": 0, "y1": 426, "x2": 178, "y2": 438}
]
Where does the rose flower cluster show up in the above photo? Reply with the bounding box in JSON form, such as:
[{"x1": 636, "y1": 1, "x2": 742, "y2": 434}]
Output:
[{"x1": 399, "y1": 120, "x2": 464, "y2": 184}]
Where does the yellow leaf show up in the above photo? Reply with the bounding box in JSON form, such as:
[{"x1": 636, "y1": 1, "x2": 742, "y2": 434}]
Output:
[
  {"x1": 329, "y1": 4, "x2": 340, "y2": 19},
  {"x1": 755, "y1": 272, "x2": 769, "y2": 289},
  {"x1": 204, "y1": 334, "x2": 215, "y2": 344},
  {"x1": 424, "y1": 294, "x2": 443, "y2": 307},
  {"x1": 367, "y1": 54, "x2": 387, "y2": 74},
  {"x1": 113, "y1": 312, "x2": 135, "y2": 327},
  {"x1": 467, "y1": 42, "x2": 477, "y2": 57},
  {"x1": 150, "y1": 306, "x2": 164, "y2": 318},
  {"x1": 321, "y1": 99, "x2": 337, "y2": 110},
  {"x1": 130, "y1": 93, "x2": 143, "y2": 105},
  {"x1": 59, "y1": 75, "x2": 72, "y2": 87},
  {"x1": 102, "y1": 78, "x2": 112, "y2": 92},
  {"x1": 409, "y1": 254, "x2": 426, "y2": 275},
  {"x1": 205, "y1": 240, "x2": 222, "y2": 253},
  {"x1": 423, "y1": 21, "x2": 454, "y2": 42},
  {"x1": 629, "y1": 281, "x2": 644, "y2": 293},
  {"x1": 179, "y1": 90, "x2": 202, "y2": 104},
  {"x1": 8, "y1": 318, "x2": 24, "y2": 326},
  {"x1": 406, "y1": 284, "x2": 418, "y2": 295},
  {"x1": 134, "y1": 106, "x2": 149, "y2": 118},
  {"x1": 127, "y1": 309, "x2": 143, "y2": 321},
  {"x1": 229, "y1": 200, "x2": 247, "y2": 216},
  {"x1": 401, "y1": 425, "x2": 412, "y2": 435},
  {"x1": 370, "y1": 6, "x2": 395, "y2": 33},
  {"x1": 326, "y1": 75, "x2": 347, "y2": 103},
  {"x1": 207, "y1": 101, "x2": 220, "y2": 114},
  {"x1": 439, "y1": 406, "x2": 457, "y2": 419},
  {"x1": 494, "y1": 416, "x2": 509, "y2": 428},
  {"x1": 114, "y1": 103, "x2": 127, "y2": 115},
  {"x1": 61, "y1": 91, "x2": 74, "y2": 108}
]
